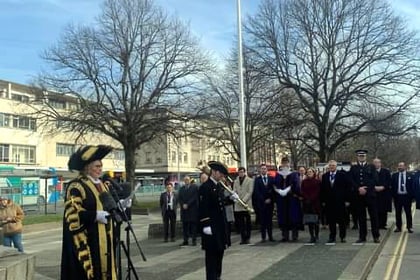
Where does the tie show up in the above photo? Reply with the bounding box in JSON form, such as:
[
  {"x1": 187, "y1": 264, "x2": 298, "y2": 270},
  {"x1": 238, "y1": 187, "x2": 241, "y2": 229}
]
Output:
[
  {"x1": 330, "y1": 173, "x2": 335, "y2": 182},
  {"x1": 400, "y1": 173, "x2": 405, "y2": 193},
  {"x1": 263, "y1": 176, "x2": 267, "y2": 185},
  {"x1": 167, "y1": 193, "x2": 171, "y2": 210}
]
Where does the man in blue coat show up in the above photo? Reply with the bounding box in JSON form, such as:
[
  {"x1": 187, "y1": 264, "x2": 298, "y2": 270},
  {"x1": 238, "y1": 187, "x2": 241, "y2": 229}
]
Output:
[
  {"x1": 252, "y1": 164, "x2": 275, "y2": 242},
  {"x1": 391, "y1": 162, "x2": 415, "y2": 233}
]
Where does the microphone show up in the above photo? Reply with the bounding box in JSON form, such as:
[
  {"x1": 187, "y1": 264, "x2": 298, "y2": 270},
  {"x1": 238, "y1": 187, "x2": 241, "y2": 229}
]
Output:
[{"x1": 99, "y1": 191, "x2": 122, "y2": 223}]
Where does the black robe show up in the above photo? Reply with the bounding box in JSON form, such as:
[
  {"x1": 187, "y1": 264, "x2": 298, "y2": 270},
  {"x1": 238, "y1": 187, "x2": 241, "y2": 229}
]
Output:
[
  {"x1": 61, "y1": 175, "x2": 117, "y2": 280},
  {"x1": 376, "y1": 168, "x2": 392, "y2": 213}
]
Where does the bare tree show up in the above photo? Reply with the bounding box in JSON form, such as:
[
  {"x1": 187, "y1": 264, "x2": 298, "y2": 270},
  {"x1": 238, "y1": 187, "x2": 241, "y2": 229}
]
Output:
[
  {"x1": 202, "y1": 47, "x2": 280, "y2": 166},
  {"x1": 33, "y1": 0, "x2": 210, "y2": 183},
  {"x1": 245, "y1": 0, "x2": 420, "y2": 162}
]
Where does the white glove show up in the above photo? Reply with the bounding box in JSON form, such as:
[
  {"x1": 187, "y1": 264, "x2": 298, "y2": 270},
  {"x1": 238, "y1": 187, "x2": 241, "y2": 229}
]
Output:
[
  {"x1": 284, "y1": 186, "x2": 291, "y2": 194},
  {"x1": 118, "y1": 199, "x2": 132, "y2": 210},
  {"x1": 345, "y1": 202, "x2": 350, "y2": 207},
  {"x1": 279, "y1": 189, "x2": 287, "y2": 197},
  {"x1": 203, "y1": 226, "x2": 212, "y2": 235},
  {"x1": 230, "y1": 192, "x2": 240, "y2": 201},
  {"x1": 96, "y1": 210, "x2": 110, "y2": 224}
]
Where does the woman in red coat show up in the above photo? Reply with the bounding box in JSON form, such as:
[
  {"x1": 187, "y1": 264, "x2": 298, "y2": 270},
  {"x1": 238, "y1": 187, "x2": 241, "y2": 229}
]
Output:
[{"x1": 301, "y1": 168, "x2": 321, "y2": 243}]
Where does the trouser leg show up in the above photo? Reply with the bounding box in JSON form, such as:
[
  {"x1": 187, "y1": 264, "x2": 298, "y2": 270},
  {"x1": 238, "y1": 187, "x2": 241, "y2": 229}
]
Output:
[{"x1": 395, "y1": 200, "x2": 403, "y2": 230}]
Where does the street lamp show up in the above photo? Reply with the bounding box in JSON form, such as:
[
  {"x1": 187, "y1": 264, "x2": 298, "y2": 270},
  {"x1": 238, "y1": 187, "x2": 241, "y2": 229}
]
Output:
[{"x1": 236, "y1": 0, "x2": 247, "y2": 168}]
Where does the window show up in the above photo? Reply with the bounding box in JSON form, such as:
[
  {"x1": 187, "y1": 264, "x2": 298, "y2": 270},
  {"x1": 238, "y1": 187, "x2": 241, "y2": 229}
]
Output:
[
  {"x1": 0, "y1": 144, "x2": 10, "y2": 162},
  {"x1": 12, "y1": 115, "x2": 36, "y2": 131},
  {"x1": 183, "y1": 152, "x2": 188, "y2": 164},
  {"x1": 11, "y1": 145, "x2": 35, "y2": 164},
  {"x1": 145, "y1": 152, "x2": 152, "y2": 164},
  {"x1": 11, "y1": 94, "x2": 29, "y2": 103},
  {"x1": 0, "y1": 113, "x2": 10, "y2": 127},
  {"x1": 156, "y1": 157, "x2": 162, "y2": 164},
  {"x1": 171, "y1": 151, "x2": 177, "y2": 163},
  {"x1": 113, "y1": 149, "x2": 125, "y2": 161},
  {"x1": 56, "y1": 143, "x2": 75, "y2": 156},
  {"x1": 49, "y1": 99, "x2": 66, "y2": 109}
]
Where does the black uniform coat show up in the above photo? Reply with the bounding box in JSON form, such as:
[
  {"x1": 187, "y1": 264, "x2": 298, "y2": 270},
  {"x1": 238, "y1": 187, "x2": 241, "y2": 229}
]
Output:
[
  {"x1": 349, "y1": 163, "x2": 378, "y2": 197},
  {"x1": 178, "y1": 183, "x2": 199, "y2": 222},
  {"x1": 320, "y1": 170, "x2": 350, "y2": 223},
  {"x1": 199, "y1": 178, "x2": 229, "y2": 252},
  {"x1": 61, "y1": 175, "x2": 117, "y2": 280},
  {"x1": 376, "y1": 168, "x2": 392, "y2": 213}
]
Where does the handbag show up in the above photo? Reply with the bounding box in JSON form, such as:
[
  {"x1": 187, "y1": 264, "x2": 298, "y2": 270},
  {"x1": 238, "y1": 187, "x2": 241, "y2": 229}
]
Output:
[{"x1": 303, "y1": 214, "x2": 318, "y2": 224}]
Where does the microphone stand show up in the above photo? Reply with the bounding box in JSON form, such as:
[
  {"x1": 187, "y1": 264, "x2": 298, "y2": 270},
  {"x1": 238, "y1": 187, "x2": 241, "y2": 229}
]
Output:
[{"x1": 110, "y1": 187, "x2": 146, "y2": 280}]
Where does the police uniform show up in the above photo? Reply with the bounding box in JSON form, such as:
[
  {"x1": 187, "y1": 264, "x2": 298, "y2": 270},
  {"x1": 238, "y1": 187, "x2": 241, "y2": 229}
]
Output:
[
  {"x1": 199, "y1": 161, "x2": 230, "y2": 280},
  {"x1": 349, "y1": 150, "x2": 380, "y2": 243}
]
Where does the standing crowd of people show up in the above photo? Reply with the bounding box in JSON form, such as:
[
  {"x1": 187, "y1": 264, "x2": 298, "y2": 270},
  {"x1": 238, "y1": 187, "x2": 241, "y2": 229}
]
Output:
[{"x1": 56, "y1": 144, "x2": 420, "y2": 280}]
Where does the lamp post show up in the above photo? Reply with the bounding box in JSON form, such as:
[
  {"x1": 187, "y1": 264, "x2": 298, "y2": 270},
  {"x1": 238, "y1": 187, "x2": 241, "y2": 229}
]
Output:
[{"x1": 236, "y1": 0, "x2": 247, "y2": 168}]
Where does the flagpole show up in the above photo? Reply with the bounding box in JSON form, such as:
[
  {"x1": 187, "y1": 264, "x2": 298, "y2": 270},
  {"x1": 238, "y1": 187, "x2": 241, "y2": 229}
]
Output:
[{"x1": 236, "y1": 0, "x2": 247, "y2": 168}]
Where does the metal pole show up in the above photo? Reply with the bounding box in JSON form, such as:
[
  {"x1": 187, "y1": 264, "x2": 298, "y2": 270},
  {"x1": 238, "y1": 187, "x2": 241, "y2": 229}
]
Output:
[{"x1": 236, "y1": 0, "x2": 247, "y2": 168}]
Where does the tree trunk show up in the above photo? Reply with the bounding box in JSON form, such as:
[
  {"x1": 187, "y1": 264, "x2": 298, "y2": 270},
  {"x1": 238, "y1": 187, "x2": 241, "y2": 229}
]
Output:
[{"x1": 124, "y1": 142, "x2": 137, "y2": 191}]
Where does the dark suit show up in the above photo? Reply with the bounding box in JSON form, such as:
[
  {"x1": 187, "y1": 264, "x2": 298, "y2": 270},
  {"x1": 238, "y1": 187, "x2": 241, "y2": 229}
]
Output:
[
  {"x1": 252, "y1": 175, "x2": 275, "y2": 241},
  {"x1": 376, "y1": 168, "x2": 392, "y2": 228},
  {"x1": 178, "y1": 183, "x2": 199, "y2": 244},
  {"x1": 349, "y1": 163, "x2": 380, "y2": 241},
  {"x1": 391, "y1": 171, "x2": 414, "y2": 230},
  {"x1": 199, "y1": 178, "x2": 229, "y2": 280},
  {"x1": 160, "y1": 191, "x2": 178, "y2": 241},
  {"x1": 321, "y1": 170, "x2": 350, "y2": 241},
  {"x1": 413, "y1": 171, "x2": 420, "y2": 209}
]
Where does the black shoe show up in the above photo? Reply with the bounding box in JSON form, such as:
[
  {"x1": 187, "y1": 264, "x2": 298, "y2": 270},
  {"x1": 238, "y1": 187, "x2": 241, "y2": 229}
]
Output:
[
  {"x1": 341, "y1": 238, "x2": 346, "y2": 243},
  {"x1": 192, "y1": 240, "x2": 197, "y2": 246},
  {"x1": 394, "y1": 228, "x2": 401, "y2": 233},
  {"x1": 269, "y1": 238, "x2": 276, "y2": 242},
  {"x1": 374, "y1": 238, "x2": 380, "y2": 243},
  {"x1": 353, "y1": 239, "x2": 366, "y2": 245},
  {"x1": 408, "y1": 228, "x2": 414, "y2": 233},
  {"x1": 243, "y1": 240, "x2": 250, "y2": 245},
  {"x1": 180, "y1": 241, "x2": 188, "y2": 246},
  {"x1": 164, "y1": 239, "x2": 168, "y2": 243},
  {"x1": 280, "y1": 238, "x2": 289, "y2": 242},
  {"x1": 292, "y1": 237, "x2": 298, "y2": 242},
  {"x1": 261, "y1": 239, "x2": 266, "y2": 243},
  {"x1": 326, "y1": 238, "x2": 336, "y2": 245},
  {"x1": 351, "y1": 225, "x2": 358, "y2": 230},
  {"x1": 170, "y1": 238, "x2": 176, "y2": 242}
]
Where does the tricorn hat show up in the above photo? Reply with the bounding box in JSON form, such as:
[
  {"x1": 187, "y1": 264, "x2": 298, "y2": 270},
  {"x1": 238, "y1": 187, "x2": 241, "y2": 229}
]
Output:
[
  {"x1": 355, "y1": 149, "x2": 368, "y2": 155},
  {"x1": 208, "y1": 161, "x2": 228, "y2": 175},
  {"x1": 68, "y1": 145, "x2": 113, "y2": 171}
]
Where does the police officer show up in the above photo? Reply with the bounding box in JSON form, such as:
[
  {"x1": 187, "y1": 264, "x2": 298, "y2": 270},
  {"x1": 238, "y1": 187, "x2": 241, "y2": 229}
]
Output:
[
  {"x1": 349, "y1": 150, "x2": 380, "y2": 244},
  {"x1": 199, "y1": 161, "x2": 236, "y2": 280}
]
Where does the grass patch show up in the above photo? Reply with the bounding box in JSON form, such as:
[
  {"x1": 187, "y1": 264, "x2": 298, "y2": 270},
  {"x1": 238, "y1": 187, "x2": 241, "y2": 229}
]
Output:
[{"x1": 24, "y1": 214, "x2": 62, "y2": 225}]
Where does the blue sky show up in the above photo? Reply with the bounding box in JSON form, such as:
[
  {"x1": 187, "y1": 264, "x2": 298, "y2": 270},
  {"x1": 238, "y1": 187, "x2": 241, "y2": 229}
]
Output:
[{"x1": 0, "y1": 0, "x2": 419, "y2": 85}]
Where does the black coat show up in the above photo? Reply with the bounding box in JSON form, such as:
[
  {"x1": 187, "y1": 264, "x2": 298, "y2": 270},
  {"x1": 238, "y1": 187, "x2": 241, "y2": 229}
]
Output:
[
  {"x1": 391, "y1": 172, "x2": 415, "y2": 200},
  {"x1": 178, "y1": 184, "x2": 199, "y2": 222},
  {"x1": 320, "y1": 170, "x2": 350, "y2": 222},
  {"x1": 349, "y1": 163, "x2": 378, "y2": 198},
  {"x1": 159, "y1": 191, "x2": 178, "y2": 217},
  {"x1": 198, "y1": 178, "x2": 229, "y2": 252},
  {"x1": 376, "y1": 168, "x2": 392, "y2": 213},
  {"x1": 252, "y1": 175, "x2": 275, "y2": 211}
]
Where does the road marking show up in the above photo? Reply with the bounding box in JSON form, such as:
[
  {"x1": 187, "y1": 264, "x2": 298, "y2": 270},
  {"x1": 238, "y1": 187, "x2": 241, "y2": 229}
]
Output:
[{"x1": 383, "y1": 203, "x2": 416, "y2": 280}]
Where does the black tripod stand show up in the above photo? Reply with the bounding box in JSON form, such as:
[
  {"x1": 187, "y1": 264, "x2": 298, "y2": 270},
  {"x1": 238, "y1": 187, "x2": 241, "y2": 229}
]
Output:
[{"x1": 113, "y1": 199, "x2": 147, "y2": 280}]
